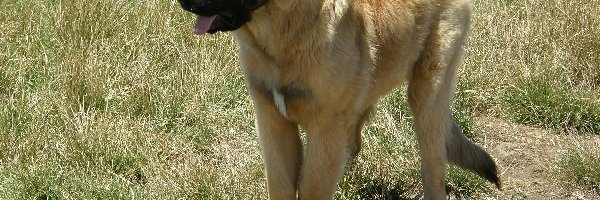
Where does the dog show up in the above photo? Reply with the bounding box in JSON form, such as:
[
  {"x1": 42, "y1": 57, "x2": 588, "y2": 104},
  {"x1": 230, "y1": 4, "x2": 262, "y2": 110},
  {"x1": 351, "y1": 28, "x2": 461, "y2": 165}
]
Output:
[{"x1": 179, "y1": 0, "x2": 500, "y2": 199}]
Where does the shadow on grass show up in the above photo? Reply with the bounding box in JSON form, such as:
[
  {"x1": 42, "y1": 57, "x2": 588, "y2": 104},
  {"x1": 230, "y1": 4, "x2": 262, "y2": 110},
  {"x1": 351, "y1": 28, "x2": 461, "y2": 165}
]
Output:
[{"x1": 356, "y1": 179, "x2": 415, "y2": 200}]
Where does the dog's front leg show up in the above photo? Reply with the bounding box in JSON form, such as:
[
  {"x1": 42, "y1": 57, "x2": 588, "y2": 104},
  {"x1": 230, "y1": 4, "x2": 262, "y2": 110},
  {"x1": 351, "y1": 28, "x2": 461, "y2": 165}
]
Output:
[
  {"x1": 252, "y1": 91, "x2": 302, "y2": 200},
  {"x1": 298, "y1": 112, "x2": 358, "y2": 200}
]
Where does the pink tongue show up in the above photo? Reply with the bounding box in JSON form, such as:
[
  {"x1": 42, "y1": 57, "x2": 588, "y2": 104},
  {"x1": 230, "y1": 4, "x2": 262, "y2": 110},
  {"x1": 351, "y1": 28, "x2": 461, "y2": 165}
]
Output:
[{"x1": 194, "y1": 15, "x2": 217, "y2": 35}]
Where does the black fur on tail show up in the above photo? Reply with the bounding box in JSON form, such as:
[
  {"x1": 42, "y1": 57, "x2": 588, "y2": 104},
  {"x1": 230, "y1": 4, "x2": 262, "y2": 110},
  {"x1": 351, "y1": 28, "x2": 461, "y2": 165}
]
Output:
[{"x1": 446, "y1": 122, "x2": 501, "y2": 189}]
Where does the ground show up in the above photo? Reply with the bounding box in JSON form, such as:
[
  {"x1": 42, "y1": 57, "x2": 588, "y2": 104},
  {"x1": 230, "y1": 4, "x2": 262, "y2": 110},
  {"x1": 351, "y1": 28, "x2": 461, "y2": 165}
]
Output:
[{"x1": 475, "y1": 117, "x2": 600, "y2": 199}]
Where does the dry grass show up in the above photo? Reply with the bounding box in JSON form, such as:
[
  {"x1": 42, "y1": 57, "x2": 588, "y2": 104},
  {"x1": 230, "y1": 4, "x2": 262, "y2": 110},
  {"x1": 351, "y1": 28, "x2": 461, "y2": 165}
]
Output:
[
  {"x1": 462, "y1": 0, "x2": 600, "y2": 126},
  {"x1": 1, "y1": 0, "x2": 263, "y2": 198},
  {"x1": 0, "y1": 0, "x2": 598, "y2": 199}
]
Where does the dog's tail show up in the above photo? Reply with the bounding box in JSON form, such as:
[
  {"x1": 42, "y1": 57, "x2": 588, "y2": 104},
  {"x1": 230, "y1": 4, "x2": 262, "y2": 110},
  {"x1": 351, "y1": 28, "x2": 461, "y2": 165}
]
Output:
[{"x1": 446, "y1": 122, "x2": 501, "y2": 189}]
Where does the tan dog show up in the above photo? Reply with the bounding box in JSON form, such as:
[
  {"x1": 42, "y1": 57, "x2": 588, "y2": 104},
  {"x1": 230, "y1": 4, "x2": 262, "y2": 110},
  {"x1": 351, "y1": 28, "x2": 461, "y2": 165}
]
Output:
[{"x1": 180, "y1": 0, "x2": 500, "y2": 199}]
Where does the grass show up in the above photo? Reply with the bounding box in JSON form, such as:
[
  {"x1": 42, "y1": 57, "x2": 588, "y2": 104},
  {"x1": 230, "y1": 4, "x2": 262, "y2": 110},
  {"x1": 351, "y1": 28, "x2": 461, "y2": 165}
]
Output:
[
  {"x1": 465, "y1": 0, "x2": 600, "y2": 134},
  {"x1": 557, "y1": 148, "x2": 600, "y2": 195},
  {"x1": 465, "y1": 0, "x2": 600, "y2": 195},
  {"x1": 466, "y1": 0, "x2": 600, "y2": 196},
  {"x1": 1, "y1": 0, "x2": 599, "y2": 198},
  {"x1": 505, "y1": 76, "x2": 600, "y2": 133},
  {"x1": 1, "y1": 0, "x2": 261, "y2": 199}
]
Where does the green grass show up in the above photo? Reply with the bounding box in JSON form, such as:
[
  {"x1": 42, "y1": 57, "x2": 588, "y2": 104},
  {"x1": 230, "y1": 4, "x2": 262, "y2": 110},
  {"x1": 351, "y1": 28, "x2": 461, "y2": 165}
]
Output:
[
  {"x1": 505, "y1": 76, "x2": 600, "y2": 133},
  {"x1": 1, "y1": 0, "x2": 599, "y2": 198},
  {"x1": 446, "y1": 166, "x2": 490, "y2": 198},
  {"x1": 557, "y1": 148, "x2": 600, "y2": 195}
]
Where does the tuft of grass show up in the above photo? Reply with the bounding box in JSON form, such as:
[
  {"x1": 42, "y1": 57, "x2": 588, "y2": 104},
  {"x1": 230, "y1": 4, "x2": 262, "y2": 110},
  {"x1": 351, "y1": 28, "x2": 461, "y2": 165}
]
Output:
[
  {"x1": 557, "y1": 148, "x2": 600, "y2": 195},
  {"x1": 504, "y1": 76, "x2": 600, "y2": 134},
  {"x1": 20, "y1": 167, "x2": 63, "y2": 200},
  {"x1": 446, "y1": 166, "x2": 491, "y2": 199},
  {"x1": 348, "y1": 177, "x2": 415, "y2": 200}
]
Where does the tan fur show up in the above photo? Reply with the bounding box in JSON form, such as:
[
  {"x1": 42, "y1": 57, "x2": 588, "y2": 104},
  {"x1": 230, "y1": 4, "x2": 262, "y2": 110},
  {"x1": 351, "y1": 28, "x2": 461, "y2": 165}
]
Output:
[{"x1": 232, "y1": 0, "x2": 497, "y2": 199}]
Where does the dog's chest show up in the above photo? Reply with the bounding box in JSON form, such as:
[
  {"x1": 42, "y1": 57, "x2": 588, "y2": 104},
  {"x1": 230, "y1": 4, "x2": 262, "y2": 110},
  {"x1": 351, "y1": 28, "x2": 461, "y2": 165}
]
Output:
[
  {"x1": 234, "y1": 16, "x2": 369, "y2": 123},
  {"x1": 271, "y1": 89, "x2": 288, "y2": 118},
  {"x1": 248, "y1": 74, "x2": 316, "y2": 122}
]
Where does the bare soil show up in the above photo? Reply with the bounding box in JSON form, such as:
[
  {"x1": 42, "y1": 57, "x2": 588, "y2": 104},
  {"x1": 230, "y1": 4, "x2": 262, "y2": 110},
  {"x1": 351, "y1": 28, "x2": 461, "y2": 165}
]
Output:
[{"x1": 473, "y1": 117, "x2": 600, "y2": 200}]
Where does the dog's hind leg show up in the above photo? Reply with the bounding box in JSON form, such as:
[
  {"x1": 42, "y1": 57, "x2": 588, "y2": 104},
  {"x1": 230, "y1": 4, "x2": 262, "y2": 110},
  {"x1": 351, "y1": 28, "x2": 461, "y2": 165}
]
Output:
[
  {"x1": 252, "y1": 92, "x2": 302, "y2": 200},
  {"x1": 407, "y1": 66, "x2": 454, "y2": 200},
  {"x1": 406, "y1": 0, "x2": 498, "y2": 199}
]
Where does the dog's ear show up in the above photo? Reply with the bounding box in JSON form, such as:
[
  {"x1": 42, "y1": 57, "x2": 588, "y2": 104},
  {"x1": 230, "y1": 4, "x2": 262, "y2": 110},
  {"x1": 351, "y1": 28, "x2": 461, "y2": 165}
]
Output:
[{"x1": 242, "y1": 0, "x2": 269, "y2": 10}]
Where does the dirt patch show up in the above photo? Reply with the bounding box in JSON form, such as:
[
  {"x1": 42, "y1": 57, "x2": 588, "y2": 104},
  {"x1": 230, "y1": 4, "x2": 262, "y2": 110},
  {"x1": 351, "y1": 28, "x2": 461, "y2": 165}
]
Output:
[{"x1": 473, "y1": 117, "x2": 600, "y2": 199}]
